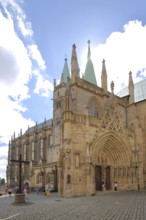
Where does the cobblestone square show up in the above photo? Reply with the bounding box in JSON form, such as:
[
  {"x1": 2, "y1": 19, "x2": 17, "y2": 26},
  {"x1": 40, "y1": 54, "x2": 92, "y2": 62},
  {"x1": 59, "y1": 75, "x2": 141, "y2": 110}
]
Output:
[{"x1": 0, "y1": 190, "x2": 146, "y2": 220}]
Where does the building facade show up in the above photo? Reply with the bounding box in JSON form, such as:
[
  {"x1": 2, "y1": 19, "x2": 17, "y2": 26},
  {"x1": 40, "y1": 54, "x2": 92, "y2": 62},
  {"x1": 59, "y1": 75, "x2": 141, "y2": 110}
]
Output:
[{"x1": 7, "y1": 42, "x2": 146, "y2": 197}]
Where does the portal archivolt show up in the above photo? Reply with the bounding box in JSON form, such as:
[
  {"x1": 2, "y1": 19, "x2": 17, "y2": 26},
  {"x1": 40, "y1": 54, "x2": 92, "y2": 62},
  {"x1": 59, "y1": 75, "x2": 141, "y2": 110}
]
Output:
[
  {"x1": 91, "y1": 131, "x2": 130, "y2": 166},
  {"x1": 90, "y1": 131, "x2": 131, "y2": 191}
]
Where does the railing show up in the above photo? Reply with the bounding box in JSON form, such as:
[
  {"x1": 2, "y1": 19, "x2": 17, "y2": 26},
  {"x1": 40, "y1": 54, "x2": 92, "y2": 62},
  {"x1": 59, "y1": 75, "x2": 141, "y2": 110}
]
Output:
[
  {"x1": 63, "y1": 111, "x2": 99, "y2": 127},
  {"x1": 74, "y1": 115, "x2": 86, "y2": 124}
]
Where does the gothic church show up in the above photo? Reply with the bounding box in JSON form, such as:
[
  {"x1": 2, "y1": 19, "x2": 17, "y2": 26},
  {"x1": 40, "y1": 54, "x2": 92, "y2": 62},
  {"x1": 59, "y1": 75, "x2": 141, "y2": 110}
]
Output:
[{"x1": 7, "y1": 41, "x2": 146, "y2": 197}]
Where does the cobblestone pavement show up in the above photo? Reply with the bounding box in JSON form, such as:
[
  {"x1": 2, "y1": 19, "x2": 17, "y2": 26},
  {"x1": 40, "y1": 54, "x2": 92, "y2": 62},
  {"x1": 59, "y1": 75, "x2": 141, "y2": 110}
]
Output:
[{"x1": 0, "y1": 190, "x2": 146, "y2": 220}]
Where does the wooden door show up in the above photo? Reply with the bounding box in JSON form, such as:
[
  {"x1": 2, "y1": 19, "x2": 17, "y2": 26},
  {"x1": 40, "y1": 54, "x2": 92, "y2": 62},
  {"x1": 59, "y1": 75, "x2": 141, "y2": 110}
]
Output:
[
  {"x1": 106, "y1": 166, "x2": 111, "y2": 190},
  {"x1": 95, "y1": 166, "x2": 102, "y2": 191}
]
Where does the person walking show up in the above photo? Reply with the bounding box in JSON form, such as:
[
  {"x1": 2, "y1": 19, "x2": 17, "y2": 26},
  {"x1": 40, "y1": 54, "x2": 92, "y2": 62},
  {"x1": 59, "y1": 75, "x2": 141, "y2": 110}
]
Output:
[
  {"x1": 114, "y1": 182, "x2": 118, "y2": 191},
  {"x1": 23, "y1": 187, "x2": 29, "y2": 201},
  {"x1": 4, "y1": 186, "x2": 8, "y2": 195},
  {"x1": 8, "y1": 187, "x2": 12, "y2": 197}
]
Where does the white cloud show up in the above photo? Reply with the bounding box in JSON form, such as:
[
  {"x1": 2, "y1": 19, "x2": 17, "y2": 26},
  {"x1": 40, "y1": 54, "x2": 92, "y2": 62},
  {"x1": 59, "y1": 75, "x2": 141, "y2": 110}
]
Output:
[
  {"x1": 0, "y1": 0, "x2": 53, "y2": 179},
  {"x1": 0, "y1": 46, "x2": 19, "y2": 84},
  {"x1": 0, "y1": 10, "x2": 32, "y2": 91},
  {"x1": 17, "y1": 15, "x2": 33, "y2": 37},
  {"x1": 1, "y1": 0, "x2": 33, "y2": 37},
  {"x1": 0, "y1": 91, "x2": 34, "y2": 145},
  {"x1": 81, "y1": 20, "x2": 146, "y2": 93},
  {"x1": 34, "y1": 70, "x2": 54, "y2": 97},
  {"x1": 0, "y1": 146, "x2": 8, "y2": 179},
  {"x1": 28, "y1": 44, "x2": 46, "y2": 70}
]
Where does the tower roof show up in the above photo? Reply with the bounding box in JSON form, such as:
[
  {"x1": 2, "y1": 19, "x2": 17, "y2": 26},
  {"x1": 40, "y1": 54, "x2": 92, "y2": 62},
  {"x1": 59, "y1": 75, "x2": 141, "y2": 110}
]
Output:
[
  {"x1": 83, "y1": 40, "x2": 97, "y2": 85},
  {"x1": 61, "y1": 58, "x2": 70, "y2": 83}
]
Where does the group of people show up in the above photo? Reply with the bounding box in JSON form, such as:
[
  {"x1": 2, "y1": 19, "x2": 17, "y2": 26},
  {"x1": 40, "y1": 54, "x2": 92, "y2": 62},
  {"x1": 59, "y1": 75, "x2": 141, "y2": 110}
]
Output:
[
  {"x1": 36, "y1": 185, "x2": 51, "y2": 195},
  {"x1": 36, "y1": 186, "x2": 44, "y2": 195},
  {"x1": 101, "y1": 181, "x2": 118, "y2": 191},
  {"x1": 3, "y1": 185, "x2": 29, "y2": 199}
]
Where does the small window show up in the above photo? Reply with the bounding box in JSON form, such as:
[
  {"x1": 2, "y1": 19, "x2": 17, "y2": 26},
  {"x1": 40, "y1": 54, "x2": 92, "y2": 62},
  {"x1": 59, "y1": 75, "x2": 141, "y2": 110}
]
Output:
[
  {"x1": 56, "y1": 101, "x2": 62, "y2": 109},
  {"x1": 67, "y1": 174, "x2": 71, "y2": 184}
]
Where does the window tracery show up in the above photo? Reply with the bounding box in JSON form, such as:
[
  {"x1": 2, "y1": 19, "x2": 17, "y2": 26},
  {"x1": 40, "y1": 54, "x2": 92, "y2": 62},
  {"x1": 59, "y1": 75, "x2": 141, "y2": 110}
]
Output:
[{"x1": 88, "y1": 97, "x2": 99, "y2": 118}]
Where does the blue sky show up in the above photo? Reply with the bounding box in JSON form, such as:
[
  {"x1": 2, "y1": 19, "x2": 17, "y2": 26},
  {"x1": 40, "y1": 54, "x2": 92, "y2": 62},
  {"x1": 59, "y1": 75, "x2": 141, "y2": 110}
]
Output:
[{"x1": 0, "y1": 0, "x2": 146, "y2": 179}]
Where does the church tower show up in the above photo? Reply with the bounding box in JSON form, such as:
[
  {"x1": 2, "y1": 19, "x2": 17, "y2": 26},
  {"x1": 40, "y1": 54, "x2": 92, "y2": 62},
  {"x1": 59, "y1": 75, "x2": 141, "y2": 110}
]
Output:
[
  {"x1": 52, "y1": 58, "x2": 71, "y2": 152},
  {"x1": 83, "y1": 40, "x2": 97, "y2": 85}
]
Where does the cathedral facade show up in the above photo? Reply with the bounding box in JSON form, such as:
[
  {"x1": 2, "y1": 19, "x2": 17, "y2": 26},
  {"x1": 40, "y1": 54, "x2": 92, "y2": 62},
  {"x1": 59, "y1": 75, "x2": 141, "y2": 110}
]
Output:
[{"x1": 7, "y1": 42, "x2": 146, "y2": 197}]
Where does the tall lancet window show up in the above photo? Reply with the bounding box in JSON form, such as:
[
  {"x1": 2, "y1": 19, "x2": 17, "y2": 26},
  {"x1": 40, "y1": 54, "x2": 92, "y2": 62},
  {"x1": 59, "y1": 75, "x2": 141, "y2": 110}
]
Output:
[
  {"x1": 40, "y1": 139, "x2": 44, "y2": 159},
  {"x1": 15, "y1": 164, "x2": 18, "y2": 182},
  {"x1": 32, "y1": 141, "x2": 35, "y2": 160},
  {"x1": 24, "y1": 144, "x2": 27, "y2": 161},
  {"x1": 88, "y1": 97, "x2": 99, "y2": 118},
  {"x1": 16, "y1": 146, "x2": 19, "y2": 160}
]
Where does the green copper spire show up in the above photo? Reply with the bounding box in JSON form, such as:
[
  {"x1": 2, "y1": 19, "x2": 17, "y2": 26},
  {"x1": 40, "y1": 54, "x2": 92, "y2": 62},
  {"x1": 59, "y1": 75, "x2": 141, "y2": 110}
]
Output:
[
  {"x1": 61, "y1": 58, "x2": 70, "y2": 83},
  {"x1": 83, "y1": 40, "x2": 97, "y2": 85}
]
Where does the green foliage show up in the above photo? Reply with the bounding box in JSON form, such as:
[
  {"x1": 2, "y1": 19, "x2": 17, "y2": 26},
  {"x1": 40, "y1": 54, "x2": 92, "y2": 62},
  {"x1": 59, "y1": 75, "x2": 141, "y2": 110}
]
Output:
[{"x1": 0, "y1": 178, "x2": 5, "y2": 185}]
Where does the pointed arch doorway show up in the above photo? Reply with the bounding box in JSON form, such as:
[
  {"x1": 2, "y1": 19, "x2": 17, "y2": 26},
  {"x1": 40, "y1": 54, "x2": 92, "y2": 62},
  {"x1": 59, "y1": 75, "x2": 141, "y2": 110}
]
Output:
[
  {"x1": 95, "y1": 166, "x2": 111, "y2": 191},
  {"x1": 91, "y1": 132, "x2": 130, "y2": 192}
]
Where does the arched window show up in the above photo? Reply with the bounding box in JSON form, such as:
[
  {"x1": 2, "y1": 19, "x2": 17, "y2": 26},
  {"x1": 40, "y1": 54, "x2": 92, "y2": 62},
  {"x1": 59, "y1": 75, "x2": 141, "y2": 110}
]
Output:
[
  {"x1": 88, "y1": 98, "x2": 99, "y2": 118},
  {"x1": 67, "y1": 174, "x2": 71, "y2": 184}
]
